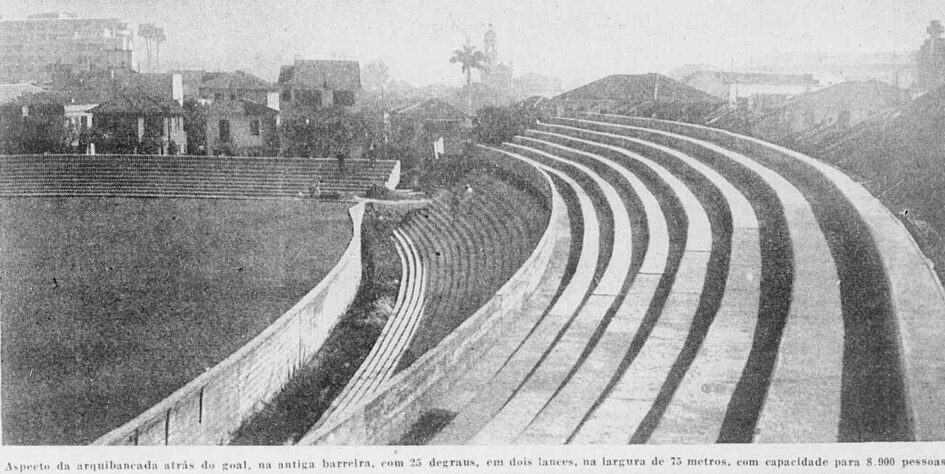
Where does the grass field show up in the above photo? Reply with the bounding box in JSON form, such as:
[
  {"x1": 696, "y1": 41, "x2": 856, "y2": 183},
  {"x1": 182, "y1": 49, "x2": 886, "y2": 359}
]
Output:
[{"x1": 0, "y1": 197, "x2": 352, "y2": 445}]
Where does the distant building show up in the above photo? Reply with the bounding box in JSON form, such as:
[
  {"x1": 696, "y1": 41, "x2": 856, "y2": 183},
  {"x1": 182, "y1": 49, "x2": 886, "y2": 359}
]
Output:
[
  {"x1": 916, "y1": 20, "x2": 945, "y2": 92},
  {"x1": 90, "y1": 95, "x2": 186, "y2": 155},
  {"x1": 753, "y1": 80, "x2": 907, "y2": 141},
  {"x1": 199, "y1": 70, "x2": 276, "y2": 108},
  {"x1": 0, "y1": 83, "x2": 47, "y2": 104},
  {"x1": 745, "y1": 51, "x2": 916, "y2": 90},
  {"x1": 277, "y1": 59, "x2": 361, "y2": 115},
  {"x1": 205, "y1": 100, "x2": 278, "y2": 156},
  {"x1": 0, "y1": 13, "x2": 135, "y2": 83},
  {"x1": 682, "y1": 71, "x2": 823, "y2": 110},
  {"x1": 172, "y1": 69, "x2": 206, "y2": 100},
  {"x1": 554, "y1": 73, "x2": 724, "y2": 119},
  {"x1": 392, "y1": 97, "x2": 471, "y2": 155},
  {"x1": 113, "y1": 72, "x2": 183, "y2": 105}
]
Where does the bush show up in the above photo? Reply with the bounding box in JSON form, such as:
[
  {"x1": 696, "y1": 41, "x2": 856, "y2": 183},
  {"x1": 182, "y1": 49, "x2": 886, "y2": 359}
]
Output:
[
  {"x1": 212, "y1": 142, "x2": 237, "y2": 156},
  {"x1": 1, "y1": 115, "x2": 71, "y2": 154},
  {"x1": 365, "y1": 184, "x2": 397, "y2": 200}
]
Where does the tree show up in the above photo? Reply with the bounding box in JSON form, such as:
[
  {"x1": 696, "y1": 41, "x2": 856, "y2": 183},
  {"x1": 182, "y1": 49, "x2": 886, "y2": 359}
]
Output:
[
  {"x1": 279, "y1": 106, "x2": 368, "y2": 160},
  {"x1": 183, "y1": 98, "x2": 208, "y2": 155},
  {"x1": 450, "y1": 41, "x2": 487, "y2": 112},
  {"x1": 0, "y1": 114, "x2": 70, "y2": 154}
]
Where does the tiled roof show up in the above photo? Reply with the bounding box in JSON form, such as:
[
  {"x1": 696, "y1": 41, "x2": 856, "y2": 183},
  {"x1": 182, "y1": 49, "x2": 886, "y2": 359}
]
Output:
[
  {"x1": 394, "y1": 97, "x2": 469, "y2": 120},
  {"x1": 555, "y1": 73, "x2": 723, "y2": 104},
  {"x1": 278, "y1": 60, "x2": 361, "y2": 91},
  {"x1": 200, "y1": 70, "x2": 272, "y2": 90},
  {"x1": 207, "y1": 99, "x2": 278, "y2": 116},
  {"x1": 113, "y1": 73, "x2": 177, "y2": 100},
  {"x1": 783, "y1": 80, "x2": 906, "y2": 110},
  {"x1": 0, "y1": 83, "x2": 47, "y2": 104},
  {"x1": 684, "y1": 70, "x2": 820, "y2": 86},
  {"x1": 89, "y1": 93, "x2": 184, "y2": 116}
]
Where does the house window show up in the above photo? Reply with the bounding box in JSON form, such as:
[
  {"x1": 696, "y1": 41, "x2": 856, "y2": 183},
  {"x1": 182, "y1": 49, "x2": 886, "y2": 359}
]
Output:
[
  {"x1": 230, "y1": 94, "x2": 236, "y2": 101},
  {"x1": 333, "y1": 90, "x2": 355, "y2": 106},
  {"x1": 80, "y1": 115, "x2": 88, "y2": 129},
  {"x1": 214, "y1": 92, "x2": 224, "y2": 101},
  {"x1": 281, "y1": 88, "x2": 292, "y2": 102},
  {"x1": 298, "y1": 89, "x2": 321, "y2": 107},
  {"x1": 219, "y1": 119, "x2": 230, "y2": 142},
  {"x1": 250, "y1": 119, "x2": 260, "y2": 136}
]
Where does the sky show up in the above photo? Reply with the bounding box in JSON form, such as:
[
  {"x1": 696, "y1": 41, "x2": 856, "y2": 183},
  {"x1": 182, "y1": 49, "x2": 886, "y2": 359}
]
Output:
[{"x1": 1, "y1": 0, "x2": 943, "y2": 88}]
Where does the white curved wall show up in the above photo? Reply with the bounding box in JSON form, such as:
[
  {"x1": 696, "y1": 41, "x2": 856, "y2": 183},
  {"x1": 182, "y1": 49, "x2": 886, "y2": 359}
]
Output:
[{"x1": 94, "y1": 203, "x2": 365, "y2": 445}]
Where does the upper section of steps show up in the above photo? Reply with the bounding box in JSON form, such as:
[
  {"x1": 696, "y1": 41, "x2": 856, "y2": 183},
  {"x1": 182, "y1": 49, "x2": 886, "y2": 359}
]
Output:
[{"x1": 0, "y1": 155, "x2": 400, "y2": 199}]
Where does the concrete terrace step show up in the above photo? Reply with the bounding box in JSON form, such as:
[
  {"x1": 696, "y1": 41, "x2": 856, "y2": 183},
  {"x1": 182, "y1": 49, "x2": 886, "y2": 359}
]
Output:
[
  {"x1": 511, "y1": 133, "x2": 712, "y2": 445},
  {"x1": 0, "y1": 156, "x2": 399, "y2": 199},
  {"x1": 587, "y1": 113, "x2": 945, "y2": 442},
  {"x1": 428, "y1": 151, "x2": 602, "y2": 444},
  {"x1": 424, "y1": 175, "x2": 576, "y2": 419},
  {"x1": 392, "y1": 114, "x2": 945, "y2": 445},
  {"x1": 461, "y1": 142, "x2": 636, "y2": 444},
  {"x1": 553, "y1": 116, "x2": 845, "y2": 442},
  {"x1": 458, "y1": 141, "x2": 641, "y2": 445},
  {"x1": 314, "y1": 228, "x2": 427, "y2": 427},
  {"x1": 530, "y1": 123, "x2": 762, "y2": 444}
]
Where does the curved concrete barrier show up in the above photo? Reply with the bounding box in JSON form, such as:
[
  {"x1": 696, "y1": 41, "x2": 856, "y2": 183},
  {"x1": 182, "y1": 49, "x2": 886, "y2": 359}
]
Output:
[
  {"x1": 93, "y1": 203, "x2": 365, "y2": 445},
  {"x1": 299, "y1": 154, "x2": 564, "y2": 445}
]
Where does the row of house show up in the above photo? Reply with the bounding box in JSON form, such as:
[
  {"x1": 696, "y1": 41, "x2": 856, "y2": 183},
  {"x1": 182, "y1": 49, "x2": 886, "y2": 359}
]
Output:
[
  {"x1": 0, "y1": 59, "x2": 363, "y2": 156},
  {"x1": 0, "y1": 71, "x2": 186, "y2": 154}
]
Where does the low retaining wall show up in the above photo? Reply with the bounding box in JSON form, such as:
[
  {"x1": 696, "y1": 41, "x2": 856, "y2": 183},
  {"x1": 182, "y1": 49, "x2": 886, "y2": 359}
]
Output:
[
  {"x1": 94, "y1": 203, "x2": 366, "y2": 445},
  {"x1": 299, "y1": 153, "x2": 563, "y2": 445}
]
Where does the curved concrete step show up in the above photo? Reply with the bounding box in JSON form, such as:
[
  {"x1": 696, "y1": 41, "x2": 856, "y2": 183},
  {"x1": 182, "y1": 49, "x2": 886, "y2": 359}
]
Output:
[
  {"x1": 428, "y1": 148, "x2": 604, "y2": 444},
  {"x1": 423, "y1": 172, "x2": 575, "y2": 420},
  {"x1": 459, "y1": 142, "x2": 640, "y2": 445},
  {"x1": 590, "y1": 115, "x2": 945, "y2": 442},
  {"x1": 555, "y1": 116, "x2": 845, "y2": 442},
  {"x1": 507, "y1": 134, "x2": 693, "y2": 445},
  {"x1": 314, "y1": 228, "x2": 427, "y2": 426},
  {"x1": 530, "y1": 125, "x2": 761, "y2": 443}
]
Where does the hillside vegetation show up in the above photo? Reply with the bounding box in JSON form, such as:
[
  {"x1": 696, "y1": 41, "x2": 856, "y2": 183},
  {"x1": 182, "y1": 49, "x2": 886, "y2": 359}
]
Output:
[{"x1": 799, "y1": 86, "x2": 945, "y2": 282}]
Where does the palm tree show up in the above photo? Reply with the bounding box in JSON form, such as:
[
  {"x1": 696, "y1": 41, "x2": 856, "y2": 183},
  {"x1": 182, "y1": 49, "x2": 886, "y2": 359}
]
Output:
[{"x1": 450, "y1": 41, "x2": 487, "y2": 112}]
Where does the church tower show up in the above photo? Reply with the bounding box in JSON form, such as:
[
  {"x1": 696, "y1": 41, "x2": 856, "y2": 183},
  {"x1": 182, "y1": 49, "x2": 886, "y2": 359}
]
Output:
[
  {"x1": 917, "y1": 20, "x2": 945, "y2": 92},
  {"x1": 484, "y1": 25, "x2": 498, "y2": 67}
]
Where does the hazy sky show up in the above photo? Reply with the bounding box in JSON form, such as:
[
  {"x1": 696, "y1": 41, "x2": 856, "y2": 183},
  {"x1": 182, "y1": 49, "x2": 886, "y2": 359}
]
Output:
[{"x1": 2, "y1": 0, "x2": 943, "y2": 87}]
